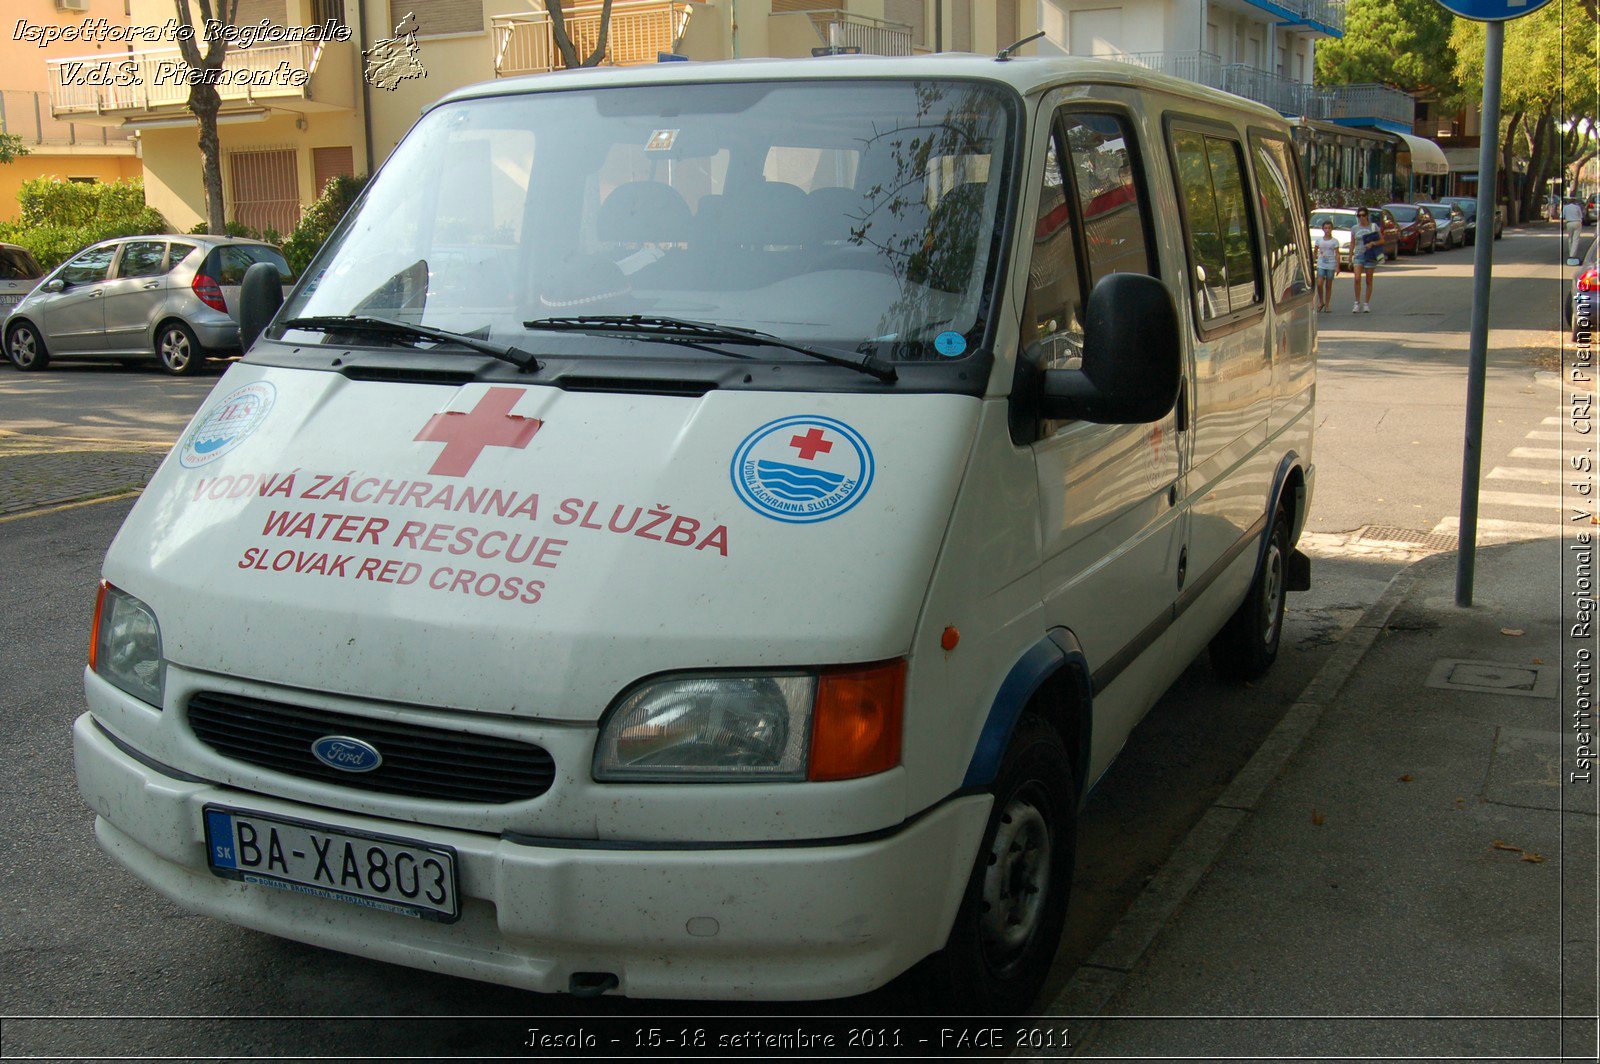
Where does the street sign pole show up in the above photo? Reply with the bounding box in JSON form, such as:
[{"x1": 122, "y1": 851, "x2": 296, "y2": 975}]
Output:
[{"x1": 1454, "y1": 17, "x2": 1505, "y2": 607}]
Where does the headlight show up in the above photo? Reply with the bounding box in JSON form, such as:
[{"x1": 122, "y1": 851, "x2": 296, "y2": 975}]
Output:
[
  {"x1": 594, "y1": 660, "x2": 906, "y2": 783},
  {"x1": 90, "y1": 582, "x2": 165, "y2": 708}
]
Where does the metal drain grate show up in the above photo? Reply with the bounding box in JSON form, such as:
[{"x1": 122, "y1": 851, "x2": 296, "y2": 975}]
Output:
[{"x1": 1357, "y1": 526, "x2": 1459, "y2": 551}]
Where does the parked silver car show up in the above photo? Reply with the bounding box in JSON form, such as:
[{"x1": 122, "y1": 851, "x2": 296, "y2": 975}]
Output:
[
  {"x1": 1418, "y1": 203, "x2": 1466, "y2": 249},
  {"x1": 3, "y1": 235, "x2": 291, "y2": 375},
  {"x1": 0, "y1": 243, "x2": 45, "y2": 314}
]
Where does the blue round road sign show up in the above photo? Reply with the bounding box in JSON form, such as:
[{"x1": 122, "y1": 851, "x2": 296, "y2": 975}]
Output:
[{"x1": 1432, "y1": 0, "x2": 1554, "y2": 21}]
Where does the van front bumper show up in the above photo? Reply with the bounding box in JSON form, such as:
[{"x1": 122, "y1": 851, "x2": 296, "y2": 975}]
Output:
[{"x1": 74, "y1": 713, "x2": 988, "y2": 1000}]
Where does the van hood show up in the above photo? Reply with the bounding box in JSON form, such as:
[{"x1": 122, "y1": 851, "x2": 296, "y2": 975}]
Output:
[{"x1": 106, "y1": 365, "x2": 979, "y2": 721}]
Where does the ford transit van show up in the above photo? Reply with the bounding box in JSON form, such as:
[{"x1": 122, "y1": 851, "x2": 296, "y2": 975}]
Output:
[{"x1": 75, "y1": 54, "x2": 1315, "y2": 1011}]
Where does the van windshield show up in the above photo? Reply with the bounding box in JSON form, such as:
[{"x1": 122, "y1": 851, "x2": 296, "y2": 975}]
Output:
[{"x1": 277, "y1": 79, "x2": 1015, "y2": 370}]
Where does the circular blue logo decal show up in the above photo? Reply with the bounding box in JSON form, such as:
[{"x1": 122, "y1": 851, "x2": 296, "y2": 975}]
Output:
[
  {"x1": 731, "y1": 416, "x2": 874, "y2": 523},
  {"x1": 180, "y1": 381, "x2": 275, "y2": 469},
  {"x1": 311, "y1": 735, "x2": 383, "y2": 773},
  {"x1": 934, "y1": 330, "x2": 968, "y2": 357}
]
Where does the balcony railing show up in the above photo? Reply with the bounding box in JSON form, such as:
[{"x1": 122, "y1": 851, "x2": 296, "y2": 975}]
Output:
[
  {"x1": 47, "y1": 40, "x2": 324, "y2": 117},
  {"x1": 1246, "y1": 0, "x2": 1346, "y2": 36},
  {"x1": 809, "y1": 10, "x2": 913, "y2": 56},
  {"x1": 1115, "y1": 51, "x2": 1332, "y2": 117},
  {"x1": 494, "y1": 0, "x2": 694, "y2": 77},
  {"x1": 1, "y1": 90, "x2": 136, "y2": 148},
  {"x1": 1327, "y1": 82, "x2": 1413, "y2": 128}
]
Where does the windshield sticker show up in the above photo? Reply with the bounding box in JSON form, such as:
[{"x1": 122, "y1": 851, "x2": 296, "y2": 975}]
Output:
[
  {"x1": 731, "y1": 416, "x2": 873, "y2": 523},
  {"x1": 180, "y1": 381, "x2": 276, "y2": 469},
  {"x1": 934, "y1": 331, "x2": 968, "y2": 357},
  {"x1": 645, "y1": 129, "x2": 678, "y2": 152}
]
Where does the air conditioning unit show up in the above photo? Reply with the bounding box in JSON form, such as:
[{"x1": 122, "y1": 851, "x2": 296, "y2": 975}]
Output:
[{"x1": 57, "y1": 0, "x2": 91, "y2": 12}]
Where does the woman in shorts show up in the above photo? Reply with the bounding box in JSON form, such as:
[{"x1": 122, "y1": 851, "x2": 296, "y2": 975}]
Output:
[{"x1": 1349, "y1": 207, "x2": 1380, "y2": 313}]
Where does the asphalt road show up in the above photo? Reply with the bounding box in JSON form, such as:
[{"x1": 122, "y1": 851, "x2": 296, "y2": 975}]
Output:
[{"x1": 0, "y1": 225, "x2": 1580, "y2": 1057}]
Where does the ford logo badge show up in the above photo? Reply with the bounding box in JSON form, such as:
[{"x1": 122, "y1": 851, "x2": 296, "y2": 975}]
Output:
[{"x1": 311, "y1": 735, "x2": 383, "y2": 773}]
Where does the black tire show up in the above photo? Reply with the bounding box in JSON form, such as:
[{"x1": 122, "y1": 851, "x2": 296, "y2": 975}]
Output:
[
  {"x1": 1210, "y1": 505, "x2": 1291, "y2": 681},
  {"x1": 155, "y1": 320, "x2": 205, "y2": 376},
  {"x1": 6, "y1": 320, "x2": 49, "y2": 371},
  {"x1": 918, "y1": 714, "x2": 1076, "y2": 1014}
]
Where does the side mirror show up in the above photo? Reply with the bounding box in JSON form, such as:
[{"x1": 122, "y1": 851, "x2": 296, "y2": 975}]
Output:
[
  {"x1": 1568, "y1": 257, "x2": 1583, "y2": 267},
  {"x1": 1038, "y1": 273, "x2": 1181, "y2": 424},
  {"x1": 41, "y1": 278, "x2": 64, "y2": 293},
  {"x1": 239, "y1": 261, "x2": 284, "y2": 352}
]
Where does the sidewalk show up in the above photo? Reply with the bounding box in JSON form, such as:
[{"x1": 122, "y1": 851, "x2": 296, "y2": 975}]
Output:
[
  {"x1": 1051, "y1": 537, "x2": 1598, "y2": 1059},
  {"x1": 0, "y1": 430, "x2": 165, "y2": 516}
]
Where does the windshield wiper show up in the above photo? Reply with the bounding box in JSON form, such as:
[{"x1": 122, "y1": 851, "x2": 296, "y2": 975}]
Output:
[
  {"x1": 281, "y1": 315, "x2": 541, "y2": 371},
  {"x1": 522, "y1": 314, "x2": 896, "y2": 383}
]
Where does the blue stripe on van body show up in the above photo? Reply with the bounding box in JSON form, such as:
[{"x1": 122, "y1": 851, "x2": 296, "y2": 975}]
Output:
[{"x1": 962, "y1": 633, "x2": 1092, "y2": 788}]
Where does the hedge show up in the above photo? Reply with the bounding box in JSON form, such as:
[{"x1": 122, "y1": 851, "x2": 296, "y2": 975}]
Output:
[{"x1": 0, "y1": 177, "x2": 168, "y2": 270}]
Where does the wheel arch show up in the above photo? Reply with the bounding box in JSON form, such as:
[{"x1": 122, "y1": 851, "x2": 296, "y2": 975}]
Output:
[
  {"x1": 961, "y1": 629, "x2": 1093, "y2": 801},
  {"x1": 148, "y1": 314, "x2": 194, "y2": 351}
]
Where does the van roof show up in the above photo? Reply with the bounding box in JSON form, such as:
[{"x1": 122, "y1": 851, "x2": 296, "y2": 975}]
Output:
[{"x1": 432, "y1": 53, "x2": 1286, "y2": 125}]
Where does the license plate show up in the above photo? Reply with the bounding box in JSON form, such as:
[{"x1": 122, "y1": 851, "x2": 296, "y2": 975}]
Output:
[
  {"x1": 203, "y1": 805, "x2": 460, "y2": 921},
  {"x1": 0, "y1": 295, "x2": 19, "y2": 306}
]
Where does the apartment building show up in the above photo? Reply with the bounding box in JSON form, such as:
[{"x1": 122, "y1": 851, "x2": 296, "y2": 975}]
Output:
[{"x1": 0, "y1": 0, "x2": 141, "y2": 222}]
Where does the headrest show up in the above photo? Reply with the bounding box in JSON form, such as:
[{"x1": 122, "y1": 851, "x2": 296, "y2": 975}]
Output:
[{"x1": 597, "y1": 181, "x2": 693, "y2": 244}]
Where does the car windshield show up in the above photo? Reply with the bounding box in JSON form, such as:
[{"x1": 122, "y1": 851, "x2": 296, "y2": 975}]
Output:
[
  {"x1": 1310, "y1": 211, "x2": 1357, "y2": 229},
  {"x1": 1386, "y1": 205, "x2": 1419, "y2": 222},
  {"x1": 277, "y1": 79, "x2": 1015, "y2": 370},
  {"x1": 1444, "y1": 199, "x2": 1477, "y2": 216}
]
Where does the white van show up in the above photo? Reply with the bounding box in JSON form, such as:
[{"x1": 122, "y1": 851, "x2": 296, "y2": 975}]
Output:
[{"x1": 75, "y1": 54, "x2": 1314, "y2": 1011}]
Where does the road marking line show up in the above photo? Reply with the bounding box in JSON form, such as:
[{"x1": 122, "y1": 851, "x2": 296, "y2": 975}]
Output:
[
  {"x1": 1522, "y1": 430, "x2": 1566, "y2": 441},
  {"x1": 1478, "y1": 490, "x2": 1568, "y2": 510},
  {"x1": 1487, "y1": 467, "x2": 1562, "y2": 482},
  {"x1": 1433, "y1": 515, "x2": 1582, "y2": 538},
  {"x1": 0, "y1": 490, "x2": 141, "y2": 525},
  {"x1": 1509, "y1": 447, "x2": 1566, "y2": 460}
]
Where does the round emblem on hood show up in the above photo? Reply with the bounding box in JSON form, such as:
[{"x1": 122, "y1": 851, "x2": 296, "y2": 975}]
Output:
[
  {"x1": 730, "y1": 415, "x2": 874, "y2": 523},
  {"x1": 311, "y1": 735, "x2": 383, "y2": 773},
  {"x1": 180, "y1": 380, "x2": 275, "y2": 468}
]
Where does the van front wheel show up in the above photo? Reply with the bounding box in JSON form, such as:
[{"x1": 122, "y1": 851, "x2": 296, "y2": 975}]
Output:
[
  {"x1": 1210, "y1": 505, "x2": 1291, "y2": 680},
  {"x1": 919, "y1": 715, "x2": 1075, "y2": 1013}
]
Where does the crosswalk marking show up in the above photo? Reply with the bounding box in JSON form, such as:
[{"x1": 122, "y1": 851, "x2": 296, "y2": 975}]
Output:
[
  {"x1": 1521, "y1": 430, "x2": 1566, "y2": 441},
  {"x1": 1487, "y1": 467, "x2": 1562, "y2": 482},
  {"x1": 1509, "y1": 447, "x2": 1565, "y2": 460},
  {"x1": 1478, "y1": 490, "x2": 1568, "y2": 510},
  {"x1": 1434, "y1": 515, "x2": 1582, "y2": 539}
]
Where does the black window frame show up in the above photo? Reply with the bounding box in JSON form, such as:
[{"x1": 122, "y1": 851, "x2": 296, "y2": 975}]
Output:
[
  {"x1": 1246, "y1": 127, "x2": 1313, "y2": 311},
  {"x1": 1164, "y1": 114, "x2": 1267, "y2": 340}
]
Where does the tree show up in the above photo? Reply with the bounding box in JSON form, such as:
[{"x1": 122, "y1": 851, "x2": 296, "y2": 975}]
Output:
[
  {"x1": 545, "y1": 0, "x2": 614, "y2": 69},
  {"x1": 173, "y1": 1, "x2": 240, "y2": 235},
  {"x1": 1315, "y1": 0, "x2": 1461, "y2": 102},
  {"x1": 0, "y1": 134, "x2": 28, "y2": 164},
  {"x1": 1453, "y1": 0, "x2": 1600, "y2": 219}
]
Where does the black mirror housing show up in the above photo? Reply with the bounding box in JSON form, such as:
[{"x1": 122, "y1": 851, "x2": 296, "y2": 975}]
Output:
[
  {"x1": 1037, "y1": 272, "x2": 1181, "y2": 424},
  {"x1": 239, "y1": 260, "x2": 285, "y2": 353}
]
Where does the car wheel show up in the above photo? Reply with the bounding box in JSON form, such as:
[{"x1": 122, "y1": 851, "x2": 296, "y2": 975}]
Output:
[
  {"x1": 1210, "y1": 505, "x2": 1291, "y2": 681},
  {"x1": 6, "y1": 320, "x2": 50, "y2": 371},
  {"x1": 155, "y1": 321, "x2": 205, "y2": 376},
  {"x1": 918, "y1": 714, "x2": 1076, "y2": 1014}
]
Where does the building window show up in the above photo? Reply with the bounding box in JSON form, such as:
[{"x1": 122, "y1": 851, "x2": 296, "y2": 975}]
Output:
[
  {"x1": 396, "y1": 0, "x2": 484, "y2": 38},
  {"x1": 312, "y1": 146, "x2": 356, "y2": 195},
  {"x1": 229, "y1": 148, "x2": 301, "y2": 236}
]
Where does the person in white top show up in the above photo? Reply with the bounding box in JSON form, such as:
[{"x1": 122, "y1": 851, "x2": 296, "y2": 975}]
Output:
[
  {"x1": 1563, "y1": 198, "x2": 1585, "y2": 259},
  {"x1": 1314, "y1": 221, "x2": 1339, "y2": 311}
]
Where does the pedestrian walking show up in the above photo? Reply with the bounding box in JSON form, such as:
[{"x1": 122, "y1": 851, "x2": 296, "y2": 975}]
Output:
[
  {"x1": 1563, "y1": 197, "x2": 1585, "y2": 260},
  {"x1": 1315, "y1": 220, "x2": 1339, "y2": 311},
  {"x1": 1350, "y1": 207, "x2": 1381, "y2": 313}
]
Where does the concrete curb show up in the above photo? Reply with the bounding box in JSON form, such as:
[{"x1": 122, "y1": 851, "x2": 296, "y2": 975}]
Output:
[{"x1": 1025, "y1": 551, "x2": 1450, "y2": 1058}]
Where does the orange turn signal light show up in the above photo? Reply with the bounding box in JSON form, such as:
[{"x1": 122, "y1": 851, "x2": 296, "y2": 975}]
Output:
[
  {"x1": 88, "y1": 580, "x2": 108, "y2": 671},
  {"x1": 808, "y1": 658, "x2": 906, "y2": 782}
]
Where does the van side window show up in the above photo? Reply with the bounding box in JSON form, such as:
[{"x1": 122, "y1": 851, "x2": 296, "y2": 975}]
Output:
[
  {"x1": 1025, "y1": 130, "x2": 1086, "y2": 362},
  {"x1": 1250, "y1": 134, "x2": 1311, "y2": 303},
  {"x1": 1171, "y1": 129, "x2": 1261, "y2": 322},
  {"x1": 1060, "y1": 112, "x2": 1153, "y2": 284}
]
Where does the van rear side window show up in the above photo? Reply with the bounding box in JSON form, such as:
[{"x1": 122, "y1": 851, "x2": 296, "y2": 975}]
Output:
[
  {"x1": 1250, "y1": 134, "x2": 1311, "y2": 305},
  {"x1": 1171, "y1": 128, "x2": 1262, "y2": 323}
]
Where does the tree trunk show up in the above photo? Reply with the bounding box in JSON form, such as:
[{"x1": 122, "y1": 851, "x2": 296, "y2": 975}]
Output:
[
  {"x1": 192, "y1": 82, "x2": 226, "y2": 234},
  {"x1": 1521, "y1": 110, "x2": 1553, "y2": 222},
  {"x1": 1501, "y1": 111, "x2": 1522, "y2": 225},
  {"x1": 582, "y1": 0, "x2": 613, "y2": 66},
  {"x1": 544, "y1": 0, "x2": 582, "y2": 69}
]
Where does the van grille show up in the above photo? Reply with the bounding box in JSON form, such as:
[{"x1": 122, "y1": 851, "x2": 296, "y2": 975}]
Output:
[{"x1": 187, "y1": 692, "x2": 555, "y2": 804}]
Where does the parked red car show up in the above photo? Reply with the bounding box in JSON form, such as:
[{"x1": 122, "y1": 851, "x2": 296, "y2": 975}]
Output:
[
  {"x1": 1383, "y1": 202, "x2": 1438, "y2": 254},
  {"x1": 1372, "y1": 207, "x2": 1403, "y2": 260}
]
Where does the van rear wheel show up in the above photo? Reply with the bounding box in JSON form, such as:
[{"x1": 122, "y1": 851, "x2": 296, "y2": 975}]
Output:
[
  {"x1": 1210, "y1": 505, "x2": 1291, "y2": 681},
  {"x1": 918, "y1": 714, "x2": 1075, "y2": 1013}
]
